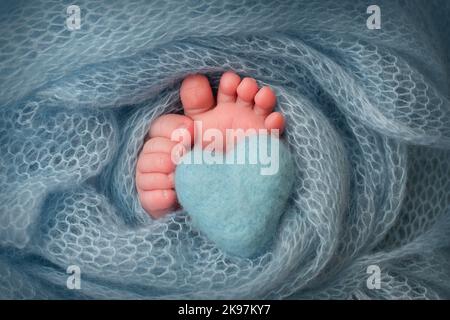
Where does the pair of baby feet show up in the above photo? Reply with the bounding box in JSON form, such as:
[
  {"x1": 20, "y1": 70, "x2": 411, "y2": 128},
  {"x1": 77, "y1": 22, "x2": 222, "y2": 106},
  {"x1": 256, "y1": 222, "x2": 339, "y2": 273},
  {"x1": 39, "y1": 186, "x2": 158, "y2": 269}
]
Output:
[{"x1": 136, "y1": 71, "x2": 285, "y2": 218}]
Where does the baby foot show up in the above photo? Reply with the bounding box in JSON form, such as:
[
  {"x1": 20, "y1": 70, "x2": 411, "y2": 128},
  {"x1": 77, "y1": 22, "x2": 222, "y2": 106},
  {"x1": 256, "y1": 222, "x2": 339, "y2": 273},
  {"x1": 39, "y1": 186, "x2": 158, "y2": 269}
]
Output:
[
  {"x1": 136, "y1": 114, "x2": 194, "y2": 218},
  {"x1": 180, "y1": 72, "x2": 284, "y2": 150},
  {"x1": 136, "y1": 71, "x2": 284, "y2": 218}
]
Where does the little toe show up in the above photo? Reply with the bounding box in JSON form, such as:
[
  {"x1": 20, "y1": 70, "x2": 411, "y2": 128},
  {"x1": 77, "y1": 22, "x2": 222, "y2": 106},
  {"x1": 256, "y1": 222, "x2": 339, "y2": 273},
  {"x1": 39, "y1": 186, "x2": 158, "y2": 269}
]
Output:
[
  {"x1": 139, "y1": 189, "x2": 177, "y2": 219},
  {"x1": 217, "y1": 71, "x2": 241, "y2": 104},
  {"x1": 236, "y1": 77, "x2": 259, "y2": 107},
  {"x1": 264, "y1": 112, "x2": 285, "y2": 135},
  {"x1": 180, "y1": 74, "x2": 214, "y2": 117},
  {"x1": 254, "y1": 86, "x2": 276, "y2": 116}
]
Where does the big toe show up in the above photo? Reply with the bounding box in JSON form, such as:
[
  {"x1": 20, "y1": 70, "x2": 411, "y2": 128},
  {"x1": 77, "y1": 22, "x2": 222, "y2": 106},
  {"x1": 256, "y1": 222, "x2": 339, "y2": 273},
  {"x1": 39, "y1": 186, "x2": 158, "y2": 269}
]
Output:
[{"x1": 180, "y1": 74, "x2": 214, "y2": 117}]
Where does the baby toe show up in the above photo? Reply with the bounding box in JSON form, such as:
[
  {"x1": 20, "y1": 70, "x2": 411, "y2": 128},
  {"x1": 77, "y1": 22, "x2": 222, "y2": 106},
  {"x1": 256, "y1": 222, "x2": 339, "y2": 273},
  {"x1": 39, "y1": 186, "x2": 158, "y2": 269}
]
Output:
[
  {"x1": 217, "y1": 71, "x2": 241, "y2": 104},
  {"x1": 236, "y1": 77, "x2": 259, "y2": 108},
  {"x1": 139, "y1": 189, "x2": 177, "y2": 219},
  {"x1": 136, "y1": 172, "x2": 174, "y2": 191},
  {"x1": 264, "y1": 112, "x2": 285, "y2": 135},
  {"x1": 149, "y1": 114, "x2": 194, "y2": 146},
  {"x1": 254, "y1": 86, "x2": 276, "y2": 116},
  {"x1": 180, "y1": 74, "x2": 214, "y2": 117},
  {"x1": 142, "y1": 137, "x2": 178, "y2": 154},
  {"x1": 137, "y1": 152, "x2": 176, "y2": 174}
]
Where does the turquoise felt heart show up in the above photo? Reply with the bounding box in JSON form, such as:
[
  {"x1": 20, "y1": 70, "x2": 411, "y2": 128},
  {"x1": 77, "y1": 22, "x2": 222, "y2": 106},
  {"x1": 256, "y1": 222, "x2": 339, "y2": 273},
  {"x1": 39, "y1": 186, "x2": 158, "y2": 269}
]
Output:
[{"x1": 175, "y1": 134, "x2": 295, "y2": 258}]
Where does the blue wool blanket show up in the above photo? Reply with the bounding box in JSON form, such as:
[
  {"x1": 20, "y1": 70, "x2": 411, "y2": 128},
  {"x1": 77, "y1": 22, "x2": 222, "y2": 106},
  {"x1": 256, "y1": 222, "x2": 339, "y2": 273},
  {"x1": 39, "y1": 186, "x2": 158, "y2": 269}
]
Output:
[{"x1": 0, "y1": 0, "x2": 449, "y2": 299}]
